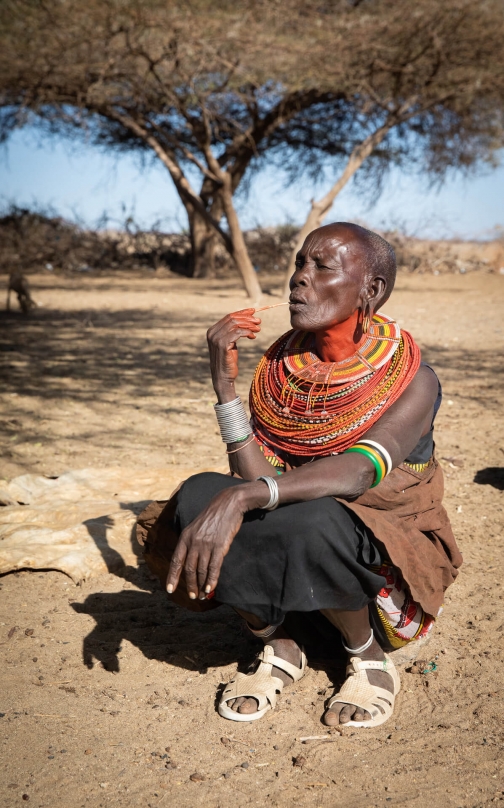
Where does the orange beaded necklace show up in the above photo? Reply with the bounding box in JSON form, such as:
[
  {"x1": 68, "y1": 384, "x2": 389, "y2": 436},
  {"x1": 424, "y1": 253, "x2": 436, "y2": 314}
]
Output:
[{"x1": 250, "y1": 313, "x2": 421, "y2": 457}]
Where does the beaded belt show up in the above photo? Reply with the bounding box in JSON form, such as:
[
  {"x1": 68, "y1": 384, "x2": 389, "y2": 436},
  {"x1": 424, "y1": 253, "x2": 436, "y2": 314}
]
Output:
[{"x1": 403, "y1": 459, "x2": 432, "y2": 473}]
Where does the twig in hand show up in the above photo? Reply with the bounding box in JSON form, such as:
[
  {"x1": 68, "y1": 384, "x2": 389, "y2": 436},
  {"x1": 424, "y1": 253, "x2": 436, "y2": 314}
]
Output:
[{"x1": 254, "y1": 301, "x2": 289, "y2": 312}]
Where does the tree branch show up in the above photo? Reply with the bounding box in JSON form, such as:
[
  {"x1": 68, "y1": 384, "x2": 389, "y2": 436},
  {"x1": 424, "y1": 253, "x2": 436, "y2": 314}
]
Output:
[{"x1": 100, "y1": 107, "x2": 233, "y2": 253}]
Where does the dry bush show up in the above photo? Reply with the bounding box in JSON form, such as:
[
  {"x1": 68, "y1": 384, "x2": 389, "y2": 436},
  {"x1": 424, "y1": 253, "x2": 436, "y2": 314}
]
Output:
[
  {"x1": 0, "y1": 207, "x2": 190, "y2": 276},
  {"x1": 1, "y1": 208, "x2": 501, "y2": 284},
  {"x1": 384, "y1": 231, "x2": 504, "y2": 275}
]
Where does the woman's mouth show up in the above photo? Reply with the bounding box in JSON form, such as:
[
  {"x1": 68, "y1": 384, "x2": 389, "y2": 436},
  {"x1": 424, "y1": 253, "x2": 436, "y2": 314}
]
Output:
[{"x1": 289, "y1": 297, "x2": 307, "y2": 309}]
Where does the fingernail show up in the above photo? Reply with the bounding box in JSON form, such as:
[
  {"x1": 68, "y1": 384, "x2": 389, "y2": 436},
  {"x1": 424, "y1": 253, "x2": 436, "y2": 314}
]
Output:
[
  {"x1": 188, "y1": 592, "x2": 196, "y2": 600},
  {"x1": 166, "y1": 584, "x2": 173, "y2": 594},
  {"x1": 199, "y1": 594, "x2": 206, "y2": 600},
  {"x1": 204, "y1": 585, "x2": 211, "y2": 594}
]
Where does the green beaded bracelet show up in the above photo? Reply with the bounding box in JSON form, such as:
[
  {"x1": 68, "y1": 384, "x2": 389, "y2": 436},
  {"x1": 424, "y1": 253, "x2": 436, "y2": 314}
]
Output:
[{"x1": 344, "y1": 445, "x2": 384, "y2": 488}]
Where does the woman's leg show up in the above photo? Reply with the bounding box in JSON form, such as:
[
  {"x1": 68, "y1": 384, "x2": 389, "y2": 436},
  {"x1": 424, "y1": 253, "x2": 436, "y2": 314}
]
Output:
[
  {"x1": 226, "y1": 609, "x2": 304, "y2": 715},
  {"x1": 320, "y1": 606, "x2": 394, "y2": 724},
  {"x1": 170, "y1": 474, "x2": 391, "y2": 720}
]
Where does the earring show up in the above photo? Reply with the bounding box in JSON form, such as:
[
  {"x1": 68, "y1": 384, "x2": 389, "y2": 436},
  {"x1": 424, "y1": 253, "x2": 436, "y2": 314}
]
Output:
[{"x1": 362, "y1": 302, "x2": 371, "y2": 335}]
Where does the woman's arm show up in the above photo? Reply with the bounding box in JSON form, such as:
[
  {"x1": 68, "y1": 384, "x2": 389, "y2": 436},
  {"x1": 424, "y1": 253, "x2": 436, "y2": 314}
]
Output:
[
  {"x1": 207, "y1": 307, "x2": 279, "y2": 479},
  {"x1": 244, "y1": 363, "x2": 439, "y2": 506},
  {"x1": 168, "y1": 361, "x2": 439, "y2": 599}
]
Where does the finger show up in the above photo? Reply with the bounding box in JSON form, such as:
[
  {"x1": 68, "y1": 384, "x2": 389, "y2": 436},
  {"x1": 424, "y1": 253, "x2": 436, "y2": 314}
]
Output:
[
  {"x1": 230, "y1": 307, "x2": 259, "y2": 321},
  {"x1": 232, "y1": 312, "x2": 261, "y2": 325},
  {"x1": 203, "y1": 549, "x2": 225, "y2": 595},
  {"x1": 184, "y1": 549, "x2": 200, "y2": 600},
  {"x1": 166, "y1": 541, "x2": 188, "y2": 593},
  {"x1": 212, "y1": 315, "x2": 261, "y2": 338},
  {"x1": 223, "y1": 327, "x2": 262, "y2": 347},
  {"x1": 196, "y1": 550, "x2": 212, "y2": 596},
  {"x1": 214, "y1": 320, "x2": 261, "y2": 342},
  {"x1": 207, "y1": 316, "x2": 258, "y2": 344}
]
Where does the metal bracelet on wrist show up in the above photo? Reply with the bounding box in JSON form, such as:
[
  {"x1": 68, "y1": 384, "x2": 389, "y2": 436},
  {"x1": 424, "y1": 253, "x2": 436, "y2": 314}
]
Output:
[
  {"x1": 214, "y1": 396, "x2": 252, "y2": 444},
  {"x1": 256, "y1": 475, "x2": 280, "y2": 511}
]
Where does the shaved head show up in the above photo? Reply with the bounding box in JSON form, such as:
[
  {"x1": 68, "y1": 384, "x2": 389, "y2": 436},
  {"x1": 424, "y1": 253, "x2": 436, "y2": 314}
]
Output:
[{"x1": 314, "y1": 222, "x2": 397, "y2": 305}]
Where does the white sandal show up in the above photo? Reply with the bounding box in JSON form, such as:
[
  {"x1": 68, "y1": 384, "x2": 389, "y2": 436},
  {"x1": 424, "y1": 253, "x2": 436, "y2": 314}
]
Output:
[
  {"x1": 218, "y1": 644, "x2": 307, "y2": 722},
  {"x1": 326, "y1": 654, "x2": 400, "y2": 728}
]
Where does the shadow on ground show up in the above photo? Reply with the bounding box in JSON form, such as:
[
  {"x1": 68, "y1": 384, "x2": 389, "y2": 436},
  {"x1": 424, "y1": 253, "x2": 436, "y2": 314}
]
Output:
[
  {"x1": 473, "y1": 467, "x2": 504, "y2": 490},
  {"x1": 71, "y1": 566, "x2": 346, "y2": 677}
]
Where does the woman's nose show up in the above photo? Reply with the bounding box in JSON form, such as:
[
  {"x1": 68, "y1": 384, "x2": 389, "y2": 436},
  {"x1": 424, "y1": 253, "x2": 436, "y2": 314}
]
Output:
[{"x1": 290, "y1": 265, "x2": 310, "y2": 288}]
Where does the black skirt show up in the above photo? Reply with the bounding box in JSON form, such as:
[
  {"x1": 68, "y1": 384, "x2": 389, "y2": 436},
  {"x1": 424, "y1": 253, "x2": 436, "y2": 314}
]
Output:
[{"x1": 175, "y1": 472, "x2": 386, "y2": 626}]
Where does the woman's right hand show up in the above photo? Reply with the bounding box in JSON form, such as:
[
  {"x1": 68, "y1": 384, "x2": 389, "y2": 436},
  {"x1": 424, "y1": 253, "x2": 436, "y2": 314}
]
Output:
[{"x1": 207, "y1": 308, "x2": 261, "y2": 401}]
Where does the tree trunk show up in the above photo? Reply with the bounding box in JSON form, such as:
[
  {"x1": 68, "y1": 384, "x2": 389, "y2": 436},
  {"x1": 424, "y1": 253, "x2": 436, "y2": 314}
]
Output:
[
  {"x1": 220, "y1": 174, "x2": 262, "y2": 303},
  {"x1": 109, "y1": 112, "x2": 260, "y2": 298},
  {"x1": 189, "y1": 209, "x2": 218, "y2": 278},
  {"x1": 282, "y1": 123, "x2": 393, "y2": 297}
]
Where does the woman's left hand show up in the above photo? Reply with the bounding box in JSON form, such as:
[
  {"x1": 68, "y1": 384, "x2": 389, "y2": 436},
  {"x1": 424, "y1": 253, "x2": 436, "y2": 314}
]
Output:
[{"x1": 166, "y1": 487, "x2": 247, "y2": 599}]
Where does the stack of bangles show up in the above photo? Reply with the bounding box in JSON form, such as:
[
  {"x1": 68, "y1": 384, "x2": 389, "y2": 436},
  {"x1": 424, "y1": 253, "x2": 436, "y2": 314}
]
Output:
[
  {"x1": 343, "y1": 439, "x2": 392, "y2": 487},
  {"x1": 214, "y1": 397, "x2": 255, "y2": 454}
]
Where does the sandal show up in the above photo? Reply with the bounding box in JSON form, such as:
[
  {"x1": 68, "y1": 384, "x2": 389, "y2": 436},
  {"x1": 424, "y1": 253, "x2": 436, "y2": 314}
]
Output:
[
  {"x1": 218, "y1": 644, "x2": 307, "y2": 722},
  {"x1": 326, "y1": 654, "x2": 400, "y2": 728}
]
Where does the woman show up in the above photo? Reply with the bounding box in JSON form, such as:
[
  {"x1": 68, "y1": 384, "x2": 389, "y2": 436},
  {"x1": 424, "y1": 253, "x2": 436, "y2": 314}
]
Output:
[{"x1": 137, "y1": 222, "x2": 461, "y2": 728}]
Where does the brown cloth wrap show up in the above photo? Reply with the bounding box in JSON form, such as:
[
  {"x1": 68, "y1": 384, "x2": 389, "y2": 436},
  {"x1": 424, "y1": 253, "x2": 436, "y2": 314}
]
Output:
[
  {"x1": 136, "y1": 457, "x2": 461, "y2": 618},
  {"x1": 339, "y1": 458, "x2": 462, "y2": 617}
]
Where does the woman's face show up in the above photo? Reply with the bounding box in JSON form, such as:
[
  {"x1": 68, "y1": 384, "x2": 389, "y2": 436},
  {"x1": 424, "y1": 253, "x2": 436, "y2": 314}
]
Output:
[{"x1": 288, "y1": 226, "x2": 374, "y2": 332}]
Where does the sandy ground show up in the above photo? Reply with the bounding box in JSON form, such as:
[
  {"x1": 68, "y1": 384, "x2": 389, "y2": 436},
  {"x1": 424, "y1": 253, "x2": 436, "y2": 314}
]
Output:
[{"x1": 1, "y1": 269, "x2": 504, "y2": 808}]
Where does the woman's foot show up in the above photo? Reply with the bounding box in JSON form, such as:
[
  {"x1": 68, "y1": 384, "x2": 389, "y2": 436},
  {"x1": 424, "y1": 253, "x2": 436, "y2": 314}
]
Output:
[
  {"x1": 227, "y1": 637, "x2": 303, "y2": 715},
  {"x1": 323, "y1": 637, "x2": 395, "y2": 725}
]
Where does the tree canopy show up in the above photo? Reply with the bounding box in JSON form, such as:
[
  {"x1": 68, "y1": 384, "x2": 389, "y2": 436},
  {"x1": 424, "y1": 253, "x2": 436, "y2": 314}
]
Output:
[{"x1": 1, "y1": 0, "x2": 504, "y2": 297}]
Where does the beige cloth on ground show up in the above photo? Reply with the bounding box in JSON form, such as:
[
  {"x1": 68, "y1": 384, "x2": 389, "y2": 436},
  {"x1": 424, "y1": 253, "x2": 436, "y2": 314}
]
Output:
[{"x1": 0, "y1": 466, "x2": 223, "y2": 582}]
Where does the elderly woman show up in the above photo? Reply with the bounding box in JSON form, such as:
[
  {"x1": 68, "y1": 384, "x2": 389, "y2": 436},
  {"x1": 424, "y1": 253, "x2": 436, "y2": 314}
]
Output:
[{"x1": 138, "y1": 223, "x2": 461, "y2": 728}]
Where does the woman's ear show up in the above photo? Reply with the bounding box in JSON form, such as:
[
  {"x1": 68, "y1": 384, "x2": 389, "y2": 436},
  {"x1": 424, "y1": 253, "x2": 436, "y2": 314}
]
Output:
[{"x1": 365, "y1": 275, "x2": 387, "y2": 311}]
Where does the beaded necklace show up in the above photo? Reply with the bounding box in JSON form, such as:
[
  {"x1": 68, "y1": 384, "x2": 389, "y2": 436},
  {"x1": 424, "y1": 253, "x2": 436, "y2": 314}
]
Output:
[{"x1": 250, "y1": 314, "x2": 421, "y2": 457}]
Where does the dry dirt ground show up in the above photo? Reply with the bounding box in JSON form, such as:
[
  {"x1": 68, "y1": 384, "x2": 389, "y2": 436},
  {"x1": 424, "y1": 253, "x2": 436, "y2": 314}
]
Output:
[{"x1": 1, "y1": 269, "x2": 503, "y2": 808}]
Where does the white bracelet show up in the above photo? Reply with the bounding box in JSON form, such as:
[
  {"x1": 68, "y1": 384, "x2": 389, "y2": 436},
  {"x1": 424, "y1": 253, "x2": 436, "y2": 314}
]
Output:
[
  {"x1": 256, "y1": 476, "x2": 280, "y2": 511},
  {"x1": 214, "y1": 397, "x2": 252, "y2": 444}
]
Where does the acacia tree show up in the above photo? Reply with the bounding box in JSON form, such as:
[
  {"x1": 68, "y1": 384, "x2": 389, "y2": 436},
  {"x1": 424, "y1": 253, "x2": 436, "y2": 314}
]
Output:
[
  {"x1": 1, "y1": 0, "x2": 503, "y2": 300},
  {"x1": 0, "y1": 0, "x2": 348, "y2": 299},
  {"x1": 278, "y1": 0, "x2": 504, "y2": 293}
]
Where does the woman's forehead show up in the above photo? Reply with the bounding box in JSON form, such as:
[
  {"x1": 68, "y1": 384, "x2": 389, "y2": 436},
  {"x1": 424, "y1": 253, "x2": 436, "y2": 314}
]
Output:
[{"x1": 301, "y1": 231, "x2": 356, "y2": 261}]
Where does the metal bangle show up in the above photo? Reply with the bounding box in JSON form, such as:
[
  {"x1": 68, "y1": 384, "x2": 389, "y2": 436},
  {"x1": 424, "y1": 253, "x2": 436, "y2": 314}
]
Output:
[
  {"x1": 342, "y1": 629, "x2": 374, "y2": 655},
  {"x1": 256, "y1": 475, "x2": 280, "y2": 510},
  {"x1": 246, "y1": 621, "x2": 282, "y2": 638},
  {"x1": 214, "y1": 396, "x2": 252, "y2": 443}
]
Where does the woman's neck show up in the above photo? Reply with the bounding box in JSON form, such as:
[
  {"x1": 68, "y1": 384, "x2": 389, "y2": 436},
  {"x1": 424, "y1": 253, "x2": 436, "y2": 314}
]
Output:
[{"x1": 314, "y1": 310, "x2": 366, "y2": 362}]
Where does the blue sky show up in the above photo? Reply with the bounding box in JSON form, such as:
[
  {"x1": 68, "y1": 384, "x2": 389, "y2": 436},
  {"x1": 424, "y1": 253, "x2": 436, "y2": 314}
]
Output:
[{"x1": 1, "y1": 127, "x2": 503, "y2": 239}]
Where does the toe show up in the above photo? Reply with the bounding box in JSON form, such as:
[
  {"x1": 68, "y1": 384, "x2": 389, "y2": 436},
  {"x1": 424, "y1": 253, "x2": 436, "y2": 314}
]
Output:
[
  {"x1": 231, "y1": 697, "x2": 245, "y2": 712},
  {"x1": 339, "y1": 704, "x2": 356, "y2": 724},
  {"x1": 238, "y1": 697, "x2": 259, "y2": 715},
  {"x1": 323, "y1": 707, "x2": 340, "y2": 726}
]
